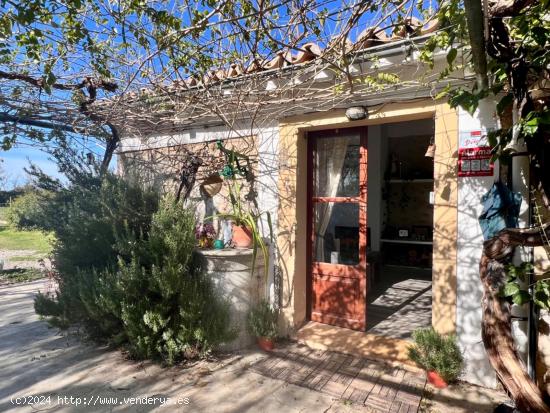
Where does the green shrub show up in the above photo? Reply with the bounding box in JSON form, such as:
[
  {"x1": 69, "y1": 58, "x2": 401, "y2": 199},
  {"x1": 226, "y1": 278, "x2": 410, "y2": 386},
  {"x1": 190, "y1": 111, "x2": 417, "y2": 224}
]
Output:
[
  {"x1": 407, "y1": 328, "x2": 464, "y2": 383},
  {"x1": 33, "y1": 172, "x2": 160, "y2": 336},
  {"x1": 34, "y1": 292, "x2": 62, "y2": 317},
  {"x1": 34, "y1": 181, "x2": 234, "y2": 365},
  {"x1": 247, "y1": 300, "x2": 278, "y2": 339},
  {"x1": 43, "y1": 173, "x2": 160, "y2": 276},
  {"x1": 5, "y1": 190, "x2": 50, "y2": 230},
  {"x1": 107, "y1": 197, "x2": 235, "y2": 363}
]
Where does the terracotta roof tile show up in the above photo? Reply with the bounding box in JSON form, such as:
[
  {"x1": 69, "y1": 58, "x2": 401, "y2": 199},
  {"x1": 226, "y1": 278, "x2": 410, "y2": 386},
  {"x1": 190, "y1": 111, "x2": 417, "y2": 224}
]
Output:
[
  {"x1": 263, "y1": 50, "x2": 292, "y2": 70},
  {"x1": 420, "y1": 18, "x2": 440, "y2": 34},
  {"x1": 355, "y1": 26, "x2": 391, "y2": 50},
  {"x1": 130, "y1": 17, "x2": 439, "y2": 98},
  {"x1": 293, "y1": 42, "x2": 322, "y2": 64}
]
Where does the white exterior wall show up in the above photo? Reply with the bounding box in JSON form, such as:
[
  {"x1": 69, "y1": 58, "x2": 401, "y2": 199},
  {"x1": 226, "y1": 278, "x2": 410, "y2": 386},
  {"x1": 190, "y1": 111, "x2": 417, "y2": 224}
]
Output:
[
  {"x1": 119, "y1": 121, "x2": 279, "y2": 230},
  {"x1": 456, "y1": 100, "x2": 499, "y2": 387}
]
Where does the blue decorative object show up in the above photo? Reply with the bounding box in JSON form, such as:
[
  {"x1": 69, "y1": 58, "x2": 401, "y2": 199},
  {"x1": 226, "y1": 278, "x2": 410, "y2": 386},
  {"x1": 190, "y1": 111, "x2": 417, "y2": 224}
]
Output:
[
  {"x1": 213, "y1": 239, "x2": 225, "y2": 250},
  {"x1": 478, "y1": 182, "x2": 522, "y2": 240}
]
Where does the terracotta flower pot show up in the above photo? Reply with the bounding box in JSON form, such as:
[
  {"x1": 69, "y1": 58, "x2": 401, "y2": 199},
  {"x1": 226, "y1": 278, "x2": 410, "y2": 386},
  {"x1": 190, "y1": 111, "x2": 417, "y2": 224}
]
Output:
[
  {"x1": 232, "y1": 225, "x2": 253, "y2": 248},
  {"x1": 257, "y1": 337, "x2": 274, "y2": 351},
  {"x1": 427, "y1": 371, "x2": 448, "y2": 388}
]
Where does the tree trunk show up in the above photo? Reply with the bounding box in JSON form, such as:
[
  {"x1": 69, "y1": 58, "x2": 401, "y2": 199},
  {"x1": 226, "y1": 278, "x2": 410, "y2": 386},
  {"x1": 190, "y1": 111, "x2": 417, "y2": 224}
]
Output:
[
  {"x1": 464, "y1": 0, "x2": 489, "y2": 91},
  {"x1": 99, "y1": 123, "x2": 120, "y2": 176},
  {"x1": 480, "y1": 225, "x2": 550, "y2": 412}
]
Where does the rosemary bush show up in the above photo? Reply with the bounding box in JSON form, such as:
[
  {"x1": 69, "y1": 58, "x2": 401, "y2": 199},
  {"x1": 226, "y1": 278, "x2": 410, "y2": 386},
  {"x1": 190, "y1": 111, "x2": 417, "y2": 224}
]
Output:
[
  {"x1": 407, "y1": 328, "x2": 464, "y2": 383},
  {"x1": 34, "y1": 174, "x2": 234, "y2": 364},
  {"x1": 246, "y1": 300, "x2": 278, "y2": 339}
]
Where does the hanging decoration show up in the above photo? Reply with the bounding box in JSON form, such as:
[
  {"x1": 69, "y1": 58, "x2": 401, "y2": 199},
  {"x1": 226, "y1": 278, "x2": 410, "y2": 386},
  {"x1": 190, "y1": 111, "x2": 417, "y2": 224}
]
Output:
[{"x1": 217, "y1": 140, "x2": 251, "y2": 180}]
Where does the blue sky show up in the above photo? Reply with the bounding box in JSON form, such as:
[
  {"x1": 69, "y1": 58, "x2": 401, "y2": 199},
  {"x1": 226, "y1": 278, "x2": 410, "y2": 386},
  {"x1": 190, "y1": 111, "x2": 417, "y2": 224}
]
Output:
[
  {"x1": 1, "y1": 147, "x2": 63, "y2": 188},
  {"x1": 1, "y1": 145, "x2": 117, "y2": 189}
]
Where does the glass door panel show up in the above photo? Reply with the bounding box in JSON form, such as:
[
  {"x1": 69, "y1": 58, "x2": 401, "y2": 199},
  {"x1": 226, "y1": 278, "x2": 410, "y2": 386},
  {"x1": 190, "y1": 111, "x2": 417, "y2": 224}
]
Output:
[
  {"x1": 314, "y1": 202, "x2": 360, "y2": 265},
  {"x1": 314, "y1": 135, "x2": 360, "y2": 198}
]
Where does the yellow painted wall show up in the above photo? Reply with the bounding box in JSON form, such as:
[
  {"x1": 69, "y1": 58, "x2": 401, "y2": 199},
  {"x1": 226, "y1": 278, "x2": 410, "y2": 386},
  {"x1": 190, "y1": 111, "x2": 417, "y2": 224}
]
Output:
[
  {"x1": 432, "y1": 104, "x2": 459, "y2": 334},
  {"x1": 277, "y1": 100, "x2": 459, "y2": 337}
]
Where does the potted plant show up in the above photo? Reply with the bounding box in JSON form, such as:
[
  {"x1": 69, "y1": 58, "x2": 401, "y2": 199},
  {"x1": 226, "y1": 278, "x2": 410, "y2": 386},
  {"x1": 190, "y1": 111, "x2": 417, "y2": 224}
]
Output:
[
  {"x1": 407, "y1": 328, "x2": 464, "y2": 388},
  {"x1": 215, "y1": 179, "x2": 272, "y2": 277},
  {"x1": 195, "y1": 222, "x2": 217, "y2": 248},
  {"x1": 246, "y1": 300, "x2": 278, "y2": 351},
  {"x1": 232, "y1": 222, "x2": 253, "y2": 248}
]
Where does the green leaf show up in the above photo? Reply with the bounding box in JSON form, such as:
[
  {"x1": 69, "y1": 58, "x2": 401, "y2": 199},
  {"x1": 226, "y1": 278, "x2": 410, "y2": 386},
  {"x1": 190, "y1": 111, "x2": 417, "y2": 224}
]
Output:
[
  {"x1": 435, "y1": 84, "x2": 451, "y2": 100},
  {"x1": 502, "y1": 282, "x2": 520, "y2": 297},
  {"x1": 512, "y1": 290, "x2": 531, "y2": 306},
  {"x1": 522, "y1": 263, "x2": 534, "y2": 273},
  {"x1": 448, "y1": 89, "x2": 481, "y2": 115},
  {"x1": 435, "y1": 90, "x2": 448, "y2": 100},
  {"x1": 446, "y1": 48, "x2": 457, "y2": 66},
  {"x1": 507, "y1": 264, "x2": 519, "y2": 278},
  {"x1": 534, "y1": 282, "x2": 550, "y2": 310}
]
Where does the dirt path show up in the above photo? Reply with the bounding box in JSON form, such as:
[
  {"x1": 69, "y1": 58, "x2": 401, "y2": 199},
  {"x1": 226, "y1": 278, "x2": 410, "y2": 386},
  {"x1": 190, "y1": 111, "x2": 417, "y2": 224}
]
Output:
[{"x1": 0, "y1": 249, "x2": 51, "y2": 270}]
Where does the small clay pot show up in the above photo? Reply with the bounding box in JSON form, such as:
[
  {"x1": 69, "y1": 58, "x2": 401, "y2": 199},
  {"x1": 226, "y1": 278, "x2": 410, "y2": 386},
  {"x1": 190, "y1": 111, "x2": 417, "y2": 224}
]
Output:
[
  {"x1": 427, "y1": 371, "x2": 448, "y2": 388},
  {"x1": 232, "y1": 225, "x2": 253, "y2": 248},
  {"x1": 257, "y1": 337, "x2": 274, "y2": 352}
]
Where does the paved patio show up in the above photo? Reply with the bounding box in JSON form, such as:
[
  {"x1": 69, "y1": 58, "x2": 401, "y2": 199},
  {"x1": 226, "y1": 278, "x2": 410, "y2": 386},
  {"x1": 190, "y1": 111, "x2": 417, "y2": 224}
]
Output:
[
  {"x1": 251, "y1": 345, "x2": 425, "y2": 412},
  {"x1": 366, "y1": 267, "x2": 432, "y2": 340},
  {"x1": 1, "y1": 278, "x2": 417, "y2": 413}
]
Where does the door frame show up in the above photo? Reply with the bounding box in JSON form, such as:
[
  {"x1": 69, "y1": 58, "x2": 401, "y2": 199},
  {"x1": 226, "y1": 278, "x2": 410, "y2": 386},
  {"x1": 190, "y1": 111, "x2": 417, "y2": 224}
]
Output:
[{"x1": 306, "y1": 126, "x2": 369, "y2": 330}]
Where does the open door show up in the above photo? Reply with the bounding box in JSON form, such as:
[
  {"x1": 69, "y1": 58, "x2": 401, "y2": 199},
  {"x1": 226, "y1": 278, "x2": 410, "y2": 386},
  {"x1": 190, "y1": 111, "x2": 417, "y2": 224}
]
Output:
[{"x1": 308, "y1": 128, "x2": 368, "y2": 331}]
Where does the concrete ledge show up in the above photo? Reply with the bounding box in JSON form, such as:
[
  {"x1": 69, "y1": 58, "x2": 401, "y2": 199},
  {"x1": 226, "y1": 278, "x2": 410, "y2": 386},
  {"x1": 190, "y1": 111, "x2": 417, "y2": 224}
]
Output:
[
  {"x1": 195, "y1": 248, "x2": 265, "y2": 273},
  {"x1": 295, "y1": 321, "x2": 421, "y2": 372}
]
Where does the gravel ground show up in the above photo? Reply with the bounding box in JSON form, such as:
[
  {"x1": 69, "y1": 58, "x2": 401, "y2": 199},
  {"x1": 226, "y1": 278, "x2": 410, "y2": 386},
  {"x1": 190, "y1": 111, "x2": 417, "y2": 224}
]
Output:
[{"x1": 0, "y1": 249, "x2": 51, "y2": 270}]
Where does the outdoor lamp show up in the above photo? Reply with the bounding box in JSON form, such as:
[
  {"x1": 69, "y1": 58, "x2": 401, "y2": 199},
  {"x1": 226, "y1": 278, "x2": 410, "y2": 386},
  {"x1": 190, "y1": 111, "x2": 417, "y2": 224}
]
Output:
[{"x1": 345, "y1": 106, "x2": 368, "y2": 121}]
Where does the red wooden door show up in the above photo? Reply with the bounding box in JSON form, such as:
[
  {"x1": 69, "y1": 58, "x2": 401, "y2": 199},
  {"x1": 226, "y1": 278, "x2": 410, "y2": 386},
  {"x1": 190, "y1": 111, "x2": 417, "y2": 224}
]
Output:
[{"x1": 308, "y1": 128, "x2": 368, "y2": 331}]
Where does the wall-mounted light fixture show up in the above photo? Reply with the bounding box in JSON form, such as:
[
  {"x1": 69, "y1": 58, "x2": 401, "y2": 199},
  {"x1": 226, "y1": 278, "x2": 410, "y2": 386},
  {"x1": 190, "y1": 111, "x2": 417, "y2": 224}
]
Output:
[{"x1": 345, "y1": 106, "x2": 368, "y2": 121}]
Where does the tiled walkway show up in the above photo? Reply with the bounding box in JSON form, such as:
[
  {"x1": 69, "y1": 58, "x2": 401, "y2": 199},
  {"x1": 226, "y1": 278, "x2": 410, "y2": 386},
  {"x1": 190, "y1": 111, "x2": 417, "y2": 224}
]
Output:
[{"x1": 251, "y1": 344, "x2": 426, "y2": 413}]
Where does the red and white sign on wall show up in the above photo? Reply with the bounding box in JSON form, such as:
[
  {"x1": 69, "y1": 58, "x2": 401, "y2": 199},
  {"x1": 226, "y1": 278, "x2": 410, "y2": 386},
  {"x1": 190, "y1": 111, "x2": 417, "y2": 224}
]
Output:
[{"x1": 458, "y1": 130, "x2": 494, "y2": 177}]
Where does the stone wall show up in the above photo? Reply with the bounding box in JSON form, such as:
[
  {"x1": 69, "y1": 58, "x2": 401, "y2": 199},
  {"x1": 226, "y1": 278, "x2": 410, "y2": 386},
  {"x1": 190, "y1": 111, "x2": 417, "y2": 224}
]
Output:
[
  {"x1": 119, "y1": 136, "x2": 260, "y2": 234},
  {"x1": 118, "y1": 121, "x2": 280, "y2": 308}
]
